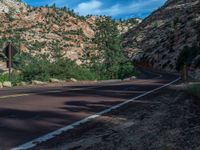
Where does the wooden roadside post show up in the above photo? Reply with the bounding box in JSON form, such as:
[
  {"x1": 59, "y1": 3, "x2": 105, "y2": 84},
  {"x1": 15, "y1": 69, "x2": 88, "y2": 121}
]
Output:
[
  {"x1": 3, "y1": 42, "x2": 18, "y2": 81},
  {"x1": 183, "y1": 64, "x2": 188, "y2": 82},
  {"x1": 8, "y1": 42, "x2": 12, "y2": 80}
]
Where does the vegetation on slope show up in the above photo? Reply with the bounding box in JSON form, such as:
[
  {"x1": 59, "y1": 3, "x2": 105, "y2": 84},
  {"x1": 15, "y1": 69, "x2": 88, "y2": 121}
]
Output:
[
  {"x1": 123, "y1": 0, "x2": 200, "y2": 72},
  {"x1": 187, "y1": 84, "x2": 200, "y2": 99},
  {"x1": 0, "y1": 17, "x2": 136, "y2": 84},
  {"x1": 83, "y1": 17, "x2": 136, "y2": 80},
  {"x1": 0, "y1": 2, "x2": 137, "y2": 84},
  {"x1": 176, "y1": 46, "x2": 200, "y2": 71}
]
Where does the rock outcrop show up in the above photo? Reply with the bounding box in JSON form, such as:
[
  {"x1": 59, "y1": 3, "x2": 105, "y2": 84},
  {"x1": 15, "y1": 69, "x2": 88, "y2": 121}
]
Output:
[
  {"x1": 123, "y1": 0, "x2": 200, "y2": 72},
  {"x1": 0, "y1": 60, "x2": 7, "y2": 71},
  {"x1": 2, "y1": 81, "x2": 12, "y2": 87},
  {"x1": 0, "y1": 1, "x2": 96, "y2": 65},
  {"x1": 0, "y1": 0, "x2": 141, "y2": 71},
  {"x1": 0, "y1": 0, "x2": 27, "y2": 13},
  {"x1": 117, "y1": 18, "x2": 142, "y2": 34}
]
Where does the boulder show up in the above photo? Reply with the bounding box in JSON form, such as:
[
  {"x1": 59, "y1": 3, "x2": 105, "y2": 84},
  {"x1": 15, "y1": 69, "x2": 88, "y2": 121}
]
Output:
[
  {"x1": 18, "y1": 82, "x2": 28, "y2": 86},
  {"x1": 123, "y1": 76, "x2": 136, "y2": 81},
  {"x1": 130, "y1": 76, "x2": 136, "y2": 80},
  {"x1": 70, "y1": 78, "x2": 77, "y2": 82},
  {"x1": 49, "y1": 78, "x2": 61, "y2": 83},
  {"x1": 3, "y1": 81, "x2": 12, "y2": 88},
  {"x1": 31, "y1": 80, "x2": 46, "y2": 85},
  {"x1": 123, "y1": 78, "x2": 131, "y2": 81}
]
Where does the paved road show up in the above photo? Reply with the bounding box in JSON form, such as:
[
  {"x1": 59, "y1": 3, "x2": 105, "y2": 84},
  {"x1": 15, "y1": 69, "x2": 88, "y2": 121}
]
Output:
[{"x1": 0, "y1": 70, "x2": 179, "y2": 150}]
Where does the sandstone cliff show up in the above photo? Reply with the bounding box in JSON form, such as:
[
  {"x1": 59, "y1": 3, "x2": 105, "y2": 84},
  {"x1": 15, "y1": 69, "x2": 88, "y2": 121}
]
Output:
[
  {"x1": 0, "y1": 1, "x2": 96, "y2": 65},
  {"x1": 0, "y1": 0, "x2": 27, "y2": 13}
]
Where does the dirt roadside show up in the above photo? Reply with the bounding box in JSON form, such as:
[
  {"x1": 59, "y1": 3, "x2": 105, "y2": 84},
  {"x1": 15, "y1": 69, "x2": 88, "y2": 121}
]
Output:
[{"x1": 34, "y1": 84, "x2": 200, "y2": 150}]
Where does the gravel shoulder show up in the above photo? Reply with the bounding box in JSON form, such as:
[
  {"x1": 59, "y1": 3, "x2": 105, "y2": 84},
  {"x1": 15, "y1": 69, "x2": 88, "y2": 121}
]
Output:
[{"x1": 34, "y1": 84, "x2": 200, "y2": 150}]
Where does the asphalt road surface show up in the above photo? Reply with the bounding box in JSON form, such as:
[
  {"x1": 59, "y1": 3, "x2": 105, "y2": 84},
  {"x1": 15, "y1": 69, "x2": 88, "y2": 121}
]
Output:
[{"x1": 0, "y1": 70, "x2": 179, "y2": 150}]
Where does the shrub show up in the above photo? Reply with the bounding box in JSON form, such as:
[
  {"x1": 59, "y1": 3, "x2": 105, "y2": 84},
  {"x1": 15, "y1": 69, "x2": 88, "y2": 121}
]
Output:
[
  {"x1": 187, "y1": 84, "x2": 200, "y2": 99},
  {"x1": 13, "y1": 53, "x2": 98, "y2": 81},
  {"x1": 176, "y1": 46, "x2": 200, "y2": 71},
  {"x1": 84, "y1": 16, "x2": 136, "y2": 79},
  {"x1": 0, "y1": 73, "x2": 9, "y2": 82},
  {"x1": 0, "y1": 71, "x2": 22, "y2": 85}
]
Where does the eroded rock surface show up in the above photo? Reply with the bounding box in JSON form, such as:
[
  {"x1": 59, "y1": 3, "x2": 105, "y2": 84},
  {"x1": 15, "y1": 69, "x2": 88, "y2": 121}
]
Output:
[{"x1": 123, "y1": 0, "x2": 200, "y2": 73}]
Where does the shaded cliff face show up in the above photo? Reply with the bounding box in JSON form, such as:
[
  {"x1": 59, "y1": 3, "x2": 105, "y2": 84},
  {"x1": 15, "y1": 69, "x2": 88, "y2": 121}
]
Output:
[{"x1": 123, "y1": 0, "x2": 200, "y2": 72}]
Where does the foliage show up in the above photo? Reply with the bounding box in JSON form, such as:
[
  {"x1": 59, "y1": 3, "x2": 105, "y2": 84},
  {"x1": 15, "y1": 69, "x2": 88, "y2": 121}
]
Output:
[
  {"x1": 0, "y1": 11, "x2": 137, "y2": 83},
  {"x1": 13, "y1": 52, "x2": 98, "y2": 82},
  {"x1": 0, "y1": 71, "x2": 22, "y2": 85},
  {"x1": 0, "y1": 73, "x2": 9, "y2": 83},
  {"x1": 187, "y1": 84, "x2": 200, "y2": 99},
  {"x1": 84, "y1": 17, "x2": 136, "y2": 79},
  {"x1": 176, "y1": 46, "x2": 200, "y2": 71},
  {"x1": 118, "y1": 18, "x2": 140, "y2": 24}
]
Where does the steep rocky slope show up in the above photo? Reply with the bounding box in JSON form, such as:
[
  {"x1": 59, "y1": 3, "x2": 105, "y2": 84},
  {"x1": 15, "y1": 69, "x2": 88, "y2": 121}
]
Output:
[
  {"x1": 123, "y1": 0, "x2": 200, "y2": 73},
  {"x1": 117, "y1": 18, "x2": 142, "y2": 34},
  {"x1": 0, "y1": 1, "x2": 96, "y2": 65},
  {"x1": 0, "y1": 0, "x2": 140, "y2": 68}
]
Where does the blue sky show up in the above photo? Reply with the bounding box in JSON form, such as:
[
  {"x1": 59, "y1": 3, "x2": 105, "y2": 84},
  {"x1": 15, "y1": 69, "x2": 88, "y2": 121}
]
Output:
[{"x1": 22, "y1": 0, "x2": 166, "y2": 19}]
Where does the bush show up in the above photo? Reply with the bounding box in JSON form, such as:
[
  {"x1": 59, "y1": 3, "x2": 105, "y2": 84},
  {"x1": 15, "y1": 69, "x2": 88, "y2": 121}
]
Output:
[
  {"x1": 118, "y1": 61, "x2": 137, "y2": 79},
  {"x1": 0, "y1": 71, "x2": 22, "y2": 85},
  {"x1": 176, "y1": 46, "x2": 200, "y2": 71},
  {"x1": 13, "y1": 53, "x2": 99, "y2": 81},
  {"x1": 187, "y1": 84, "x2": 200, "y2": 99},
  {"x1": 85, "y1": 16, "x2": 136, "y2": 79},
  {"x1": 11, "y1": 18, "x2": 137, "y2": 83},
  {"x1": 0, "y1": 73, "x2": 9, "y2": 83}
]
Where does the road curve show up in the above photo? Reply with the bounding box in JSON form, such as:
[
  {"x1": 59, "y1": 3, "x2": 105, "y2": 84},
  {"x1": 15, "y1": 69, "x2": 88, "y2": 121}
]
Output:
[{"x1": 0, "y1": 70, "x2": 179, "y2": 150}]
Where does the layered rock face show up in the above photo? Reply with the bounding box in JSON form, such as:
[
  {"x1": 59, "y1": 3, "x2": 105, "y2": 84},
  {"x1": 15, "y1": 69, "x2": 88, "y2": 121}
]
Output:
[
  {"x1": 0, "y1": 0, "x2": 141, "y2": 68},
  {"x1": 0, "y1": 1, "x2": 95, "y2": 65},
  {"x1": 123, "y1": 0, "x2": 200, "y2": 72},
  {"x1": 117, "y1": 18, "x2": 142, "y2": 34},
  {"x1": 0, "y1": 0, "x2": 27, "y2": 13}
]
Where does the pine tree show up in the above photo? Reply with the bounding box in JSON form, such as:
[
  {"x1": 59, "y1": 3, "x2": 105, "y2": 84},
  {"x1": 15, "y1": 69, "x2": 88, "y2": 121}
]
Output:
[{"x1": 89, "y1": 17, "x2": 134, "y2": 79}]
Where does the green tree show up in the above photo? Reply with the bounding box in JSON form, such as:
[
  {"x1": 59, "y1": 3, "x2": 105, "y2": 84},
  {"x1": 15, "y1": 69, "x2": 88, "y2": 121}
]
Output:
[
  {"x1": 87, "y1": 17, "x2": 134, "y2": 79},
  {"x1": 51, "y1": 3, "x2": 56, "y2": 9},
  {"x1": 13, "y1": 46, "x2": 98, "y2": 81},
  {"x1": 176, "y1": 46, "x2": 200, "y2": 71}
]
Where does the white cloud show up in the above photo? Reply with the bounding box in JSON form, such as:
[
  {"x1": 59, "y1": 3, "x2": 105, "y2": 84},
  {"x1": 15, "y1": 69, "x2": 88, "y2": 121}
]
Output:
[
  {"x1": 74, "y1": 0, "x2": 165, "y2": 18},
  {"x1": 75, "y1": 0, "x2": 103, "y2": 16},
  {"x1": 40, "y1": 0, "x2": 165, "y2": 18}
]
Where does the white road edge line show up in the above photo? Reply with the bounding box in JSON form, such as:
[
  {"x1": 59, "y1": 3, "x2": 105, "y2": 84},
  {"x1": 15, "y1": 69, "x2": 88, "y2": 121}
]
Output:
[{"x1": 11, "y1": 77, "x2": 181, "y2": 150}]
